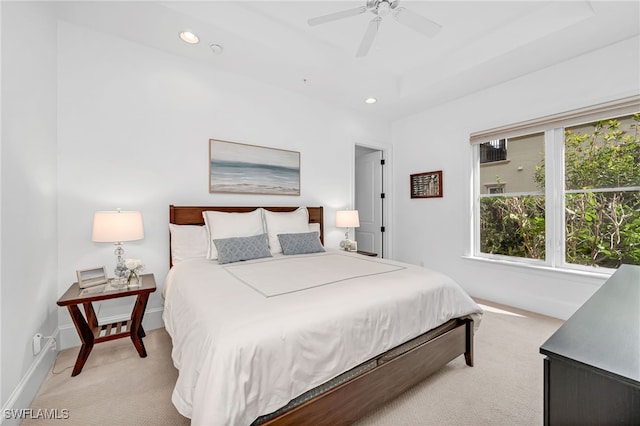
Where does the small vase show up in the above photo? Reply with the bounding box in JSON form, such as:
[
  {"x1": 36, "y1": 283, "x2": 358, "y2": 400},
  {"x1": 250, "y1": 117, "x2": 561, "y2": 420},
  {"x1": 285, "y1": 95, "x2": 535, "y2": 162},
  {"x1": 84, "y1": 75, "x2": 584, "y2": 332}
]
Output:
[{"x1": 127, "y1": 271, "x2": 141, "y2": 287}]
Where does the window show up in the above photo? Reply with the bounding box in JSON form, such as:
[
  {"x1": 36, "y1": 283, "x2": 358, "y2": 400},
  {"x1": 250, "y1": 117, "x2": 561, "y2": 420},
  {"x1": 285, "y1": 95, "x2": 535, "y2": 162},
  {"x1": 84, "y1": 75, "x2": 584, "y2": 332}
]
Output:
[
  {"x1": 563, "y1": 117, "x2": 640, "y2": 268},
  {"x1": 478, "y1": 132, "x2": 545, "y2": 260},
  {"x1": 471, "y1": 97, "x2": 640, "y2": 271}
]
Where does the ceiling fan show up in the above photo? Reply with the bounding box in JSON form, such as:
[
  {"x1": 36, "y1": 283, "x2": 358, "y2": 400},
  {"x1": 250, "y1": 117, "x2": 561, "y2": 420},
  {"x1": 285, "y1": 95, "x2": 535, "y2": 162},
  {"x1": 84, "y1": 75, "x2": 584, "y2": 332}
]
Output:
[{"x1": 307, "y1": 0, "x2": 442, "y2": 57}]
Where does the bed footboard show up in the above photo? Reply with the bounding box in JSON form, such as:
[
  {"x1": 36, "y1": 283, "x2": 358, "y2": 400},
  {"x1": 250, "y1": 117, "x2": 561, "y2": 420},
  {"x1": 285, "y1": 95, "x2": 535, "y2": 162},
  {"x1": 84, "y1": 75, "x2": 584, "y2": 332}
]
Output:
[{"x1": 261, "y1": 317, "x2": 474, "y2": 426}]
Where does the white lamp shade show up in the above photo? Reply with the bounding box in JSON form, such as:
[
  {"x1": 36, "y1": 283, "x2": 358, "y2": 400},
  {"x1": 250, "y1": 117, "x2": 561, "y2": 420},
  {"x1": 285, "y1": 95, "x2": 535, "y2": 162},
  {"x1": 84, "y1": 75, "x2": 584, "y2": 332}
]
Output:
[
  {"x1": 336, "y1": 210, "x2": 360, "y2": 228},
  {"x1": 92, "y1": 211, "x2": 144, "y2": 242}
]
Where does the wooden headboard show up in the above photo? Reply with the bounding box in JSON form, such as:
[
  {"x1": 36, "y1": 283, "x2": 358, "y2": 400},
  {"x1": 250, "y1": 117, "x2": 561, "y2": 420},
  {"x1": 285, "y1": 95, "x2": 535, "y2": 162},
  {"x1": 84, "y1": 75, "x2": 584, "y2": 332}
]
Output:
[{"x1": 169, "y1": 205, "x2": 324, "y2": 266}]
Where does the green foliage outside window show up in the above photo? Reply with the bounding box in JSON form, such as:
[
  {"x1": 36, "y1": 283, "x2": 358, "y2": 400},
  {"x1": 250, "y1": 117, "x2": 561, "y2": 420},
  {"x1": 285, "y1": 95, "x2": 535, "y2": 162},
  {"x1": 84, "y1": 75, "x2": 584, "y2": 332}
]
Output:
[
  {"x1": 480, "y1": 195, "x2": 545, "y2": 260},
  {"x1": 480, "y1": 113, "x2": 640, "y2": 268}
]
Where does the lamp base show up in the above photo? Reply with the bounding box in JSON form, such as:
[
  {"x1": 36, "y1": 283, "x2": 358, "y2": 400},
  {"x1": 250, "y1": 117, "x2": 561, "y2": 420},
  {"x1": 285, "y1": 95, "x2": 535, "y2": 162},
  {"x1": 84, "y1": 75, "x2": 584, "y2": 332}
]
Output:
[
  {"x1": 113, "y1": 242, "x2": 128, "y2": 278},
  {"x1": 339, "y1": 239, "x2": 358, "y2": 252}
]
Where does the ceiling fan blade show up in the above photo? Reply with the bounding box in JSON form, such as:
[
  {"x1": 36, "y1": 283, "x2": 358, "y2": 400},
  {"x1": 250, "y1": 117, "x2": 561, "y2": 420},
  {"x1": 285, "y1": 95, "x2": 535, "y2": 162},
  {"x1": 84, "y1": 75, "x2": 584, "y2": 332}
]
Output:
[
  {"x1": 393, "y1": 7, "x2": 441, "y2": 37},
  {"x1": 356, "y1": 17, "x2": 381, "y2": 57},
  {"x1": 308, "y1": 6, "x2": 367, "y2": 26}
]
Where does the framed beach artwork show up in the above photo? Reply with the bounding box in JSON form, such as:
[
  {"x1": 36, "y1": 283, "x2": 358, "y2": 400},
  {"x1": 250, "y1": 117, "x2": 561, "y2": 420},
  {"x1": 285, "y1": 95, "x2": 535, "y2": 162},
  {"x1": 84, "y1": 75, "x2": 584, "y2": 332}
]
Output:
[{"x1": 209, "y1": 139, "x2": 300, "y2": 195}]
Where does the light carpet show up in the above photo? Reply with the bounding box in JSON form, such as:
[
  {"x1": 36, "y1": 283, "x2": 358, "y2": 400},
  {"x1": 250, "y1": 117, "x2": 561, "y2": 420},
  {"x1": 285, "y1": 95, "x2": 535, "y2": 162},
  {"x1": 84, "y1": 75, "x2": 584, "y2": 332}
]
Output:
[{"x1": 24, "y1": 299, "x2": 562, "y2": 425}]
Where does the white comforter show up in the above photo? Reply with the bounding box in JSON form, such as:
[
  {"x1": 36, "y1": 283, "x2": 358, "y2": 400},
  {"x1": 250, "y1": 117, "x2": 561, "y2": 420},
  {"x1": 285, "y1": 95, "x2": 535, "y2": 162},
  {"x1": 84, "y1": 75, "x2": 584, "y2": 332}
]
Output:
[{"x1": 163, "y1": 250, "x2": 483, "y2": 426}]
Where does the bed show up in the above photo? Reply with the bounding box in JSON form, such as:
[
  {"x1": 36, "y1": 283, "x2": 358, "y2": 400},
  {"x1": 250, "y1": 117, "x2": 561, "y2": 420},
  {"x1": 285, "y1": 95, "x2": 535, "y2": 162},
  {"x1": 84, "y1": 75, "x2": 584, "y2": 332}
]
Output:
[{"x1": 164, "y1": 205, "x2": 483, "y2": 425}]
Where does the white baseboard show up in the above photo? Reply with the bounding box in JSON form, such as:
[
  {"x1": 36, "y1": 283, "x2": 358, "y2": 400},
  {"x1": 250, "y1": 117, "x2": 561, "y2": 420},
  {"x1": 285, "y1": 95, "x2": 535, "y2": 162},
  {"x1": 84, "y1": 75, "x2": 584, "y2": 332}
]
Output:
[
  {"x1": 58, "y1": 306, "x2": 165, "y2": 350},
  {"x1": 1, "y1": 307, "x2": 165, "y2": 425},
  {"x1": 1, "y1": 332, "x2": 59, "y2": 426}
]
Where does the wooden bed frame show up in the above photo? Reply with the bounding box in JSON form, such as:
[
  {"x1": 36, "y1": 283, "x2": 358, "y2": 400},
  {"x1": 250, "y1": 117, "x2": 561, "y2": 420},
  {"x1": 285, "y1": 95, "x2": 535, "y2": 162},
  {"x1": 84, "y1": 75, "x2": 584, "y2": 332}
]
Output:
[{"x1": 168, "y1": 205, "x2": 474, "y2": 425}]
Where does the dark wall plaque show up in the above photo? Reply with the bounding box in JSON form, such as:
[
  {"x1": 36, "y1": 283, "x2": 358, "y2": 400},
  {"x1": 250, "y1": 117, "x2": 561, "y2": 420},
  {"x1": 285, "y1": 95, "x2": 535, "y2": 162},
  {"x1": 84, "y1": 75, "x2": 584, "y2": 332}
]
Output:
[{"x1": 410, "y1": 170, "x2": 443, "y2": 199}]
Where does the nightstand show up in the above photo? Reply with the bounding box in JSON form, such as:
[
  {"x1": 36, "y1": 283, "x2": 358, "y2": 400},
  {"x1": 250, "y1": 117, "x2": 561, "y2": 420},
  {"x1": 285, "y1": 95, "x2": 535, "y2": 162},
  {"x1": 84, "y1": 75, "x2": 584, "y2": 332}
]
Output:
[
  {"x1": 56, "y1": 273, "x2": 157, "y2": 376},
  {"x1": 356, "y1": 250, "x2": 378, "y2": 257}
]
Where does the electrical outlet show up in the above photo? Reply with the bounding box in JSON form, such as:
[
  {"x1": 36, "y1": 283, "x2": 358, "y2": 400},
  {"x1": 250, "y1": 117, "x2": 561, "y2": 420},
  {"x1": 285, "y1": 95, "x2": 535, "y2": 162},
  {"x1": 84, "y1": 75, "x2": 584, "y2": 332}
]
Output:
[{"x1": 32, "y1": 333, "x2": 43, "y2": 355}]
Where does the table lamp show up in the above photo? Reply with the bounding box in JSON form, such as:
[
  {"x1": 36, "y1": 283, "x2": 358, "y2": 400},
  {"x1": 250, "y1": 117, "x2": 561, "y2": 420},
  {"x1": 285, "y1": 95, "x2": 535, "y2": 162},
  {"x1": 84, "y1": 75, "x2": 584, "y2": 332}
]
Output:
[
  {"x1": 92, "y1": 209, "x2": 144, "y2": 277},
  {"x1": 336, "y1": 210, "x2": 360, "y2": 251}
]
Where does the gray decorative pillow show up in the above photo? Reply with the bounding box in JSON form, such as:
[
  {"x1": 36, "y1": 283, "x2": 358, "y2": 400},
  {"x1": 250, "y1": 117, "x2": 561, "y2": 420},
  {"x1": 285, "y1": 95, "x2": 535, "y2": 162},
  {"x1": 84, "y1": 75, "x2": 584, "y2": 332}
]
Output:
[
  {"x1": 278, "y1": 232, "x2": 325, "y2": 255},
  {"x1": 213, "y1": 233, "x2": 272, "y2": 264}
]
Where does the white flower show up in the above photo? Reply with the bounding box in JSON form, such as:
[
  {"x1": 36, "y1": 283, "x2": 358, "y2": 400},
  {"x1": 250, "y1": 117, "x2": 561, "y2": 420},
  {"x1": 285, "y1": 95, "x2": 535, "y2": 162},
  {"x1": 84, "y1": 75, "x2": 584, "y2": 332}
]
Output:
[{"x1": 124, "y1": 258, "x2": 144, "y2": 272}]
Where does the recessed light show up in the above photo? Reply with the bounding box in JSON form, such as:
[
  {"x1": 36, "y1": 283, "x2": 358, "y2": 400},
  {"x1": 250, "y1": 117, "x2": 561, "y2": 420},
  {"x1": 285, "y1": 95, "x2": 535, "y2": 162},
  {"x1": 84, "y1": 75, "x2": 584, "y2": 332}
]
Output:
[
  {"x1": 365, "y1": 97, "x2": 377, "y2": 104},
  {"x1": 179, "y1": 31, "x2": 199, "y2": 44}
]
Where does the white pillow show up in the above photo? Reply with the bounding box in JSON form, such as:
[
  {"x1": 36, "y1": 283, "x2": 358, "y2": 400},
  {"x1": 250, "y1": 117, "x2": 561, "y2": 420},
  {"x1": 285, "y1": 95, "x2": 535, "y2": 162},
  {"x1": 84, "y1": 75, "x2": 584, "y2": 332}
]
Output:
[
  {"x1": 169, "y1": 224, "x2": 209, "y2": 265},
  {"x1": 308, "y1": 222, "x2": 321, "y2": 235},
  {"x1": 202, "y1": 209, "x2": 265, "y2": 260},
  {"x1": 263, "y1": 207, "x2": 310, "y2": 254}
]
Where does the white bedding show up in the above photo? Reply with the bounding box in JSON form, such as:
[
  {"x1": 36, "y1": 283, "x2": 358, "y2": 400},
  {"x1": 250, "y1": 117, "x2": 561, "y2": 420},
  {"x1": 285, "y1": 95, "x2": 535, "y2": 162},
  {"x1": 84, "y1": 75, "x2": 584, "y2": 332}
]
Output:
[
  {"x1": 224, "y1": 253, "x2": 405, "y2": 296},
  {"x1": 163, "y1": 250, "x2": 483, "y2": 426}
]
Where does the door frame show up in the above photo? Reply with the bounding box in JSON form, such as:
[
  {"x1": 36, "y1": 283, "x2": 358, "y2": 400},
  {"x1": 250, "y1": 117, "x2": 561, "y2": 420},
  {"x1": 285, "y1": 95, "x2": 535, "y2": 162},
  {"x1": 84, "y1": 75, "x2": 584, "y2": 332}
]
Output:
[{"x1": 352, "y1": 141, "x2": 393, "y2": 259}]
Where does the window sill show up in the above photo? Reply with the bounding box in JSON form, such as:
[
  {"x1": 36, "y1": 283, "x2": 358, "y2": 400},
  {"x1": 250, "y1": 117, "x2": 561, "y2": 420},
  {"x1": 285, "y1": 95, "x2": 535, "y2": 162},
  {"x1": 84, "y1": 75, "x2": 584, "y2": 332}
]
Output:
[
  {"x1": 479, "y1": 159, "x2": 510, "y2": 167},
  {"x1": 461, "y1": 255, "x2": 613, "y2": 281}
]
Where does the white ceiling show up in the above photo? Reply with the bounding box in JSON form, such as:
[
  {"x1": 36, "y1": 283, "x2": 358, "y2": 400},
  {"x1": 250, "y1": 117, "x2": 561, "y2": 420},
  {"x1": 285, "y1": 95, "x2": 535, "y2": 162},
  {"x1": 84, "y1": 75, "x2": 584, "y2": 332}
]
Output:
[{"x1": 49, "y1": 1, "x2": 640, "y2": 121}]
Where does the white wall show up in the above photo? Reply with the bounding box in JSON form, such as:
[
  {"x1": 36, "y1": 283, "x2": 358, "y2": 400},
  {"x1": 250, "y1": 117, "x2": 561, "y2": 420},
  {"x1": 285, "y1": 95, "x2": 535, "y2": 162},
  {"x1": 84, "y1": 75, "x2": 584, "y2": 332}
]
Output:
[
  {"x1": 391, "y1": 36, "x2": 640, "y2": 320},
  {"x1": 4, "y1": 1, "x2": 636, "y2": 415},
  {"x1": 56, "y1": 21, "x2": 391, "y2": 345},
  {"x1": 1, "y1": 1, "x2": 59, "y2": 417}
]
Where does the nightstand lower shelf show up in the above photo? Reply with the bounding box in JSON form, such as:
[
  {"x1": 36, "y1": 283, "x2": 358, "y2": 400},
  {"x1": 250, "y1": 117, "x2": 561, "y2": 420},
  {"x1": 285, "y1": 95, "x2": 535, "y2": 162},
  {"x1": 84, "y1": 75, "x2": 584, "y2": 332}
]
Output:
[{"x1": 93, "y1": 319, "x2": 146, "y2": 342}]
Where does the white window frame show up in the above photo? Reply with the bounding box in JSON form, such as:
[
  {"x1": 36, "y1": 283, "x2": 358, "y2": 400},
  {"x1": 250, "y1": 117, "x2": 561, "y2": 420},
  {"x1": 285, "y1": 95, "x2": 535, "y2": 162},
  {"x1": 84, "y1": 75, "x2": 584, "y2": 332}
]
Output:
[{"x1": 470, "y1": 95, "x2": 640, "y2": 274}]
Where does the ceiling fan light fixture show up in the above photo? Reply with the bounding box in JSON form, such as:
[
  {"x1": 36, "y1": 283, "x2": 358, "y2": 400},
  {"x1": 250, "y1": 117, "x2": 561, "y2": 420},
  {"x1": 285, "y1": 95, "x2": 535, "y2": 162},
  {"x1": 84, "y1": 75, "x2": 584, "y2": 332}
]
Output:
[
  {"x1": 377, "y1": 1, "x2": 391, "y2": 17},
  {"x1": 179, "y1": 30, "x2": 199, "y2": 44},
  {"x1": 365, "y1": 97, "x2": 378, "y2": 104},
  {"x1": 308, "y1": 0, "x2": 442, "y2": 57}
]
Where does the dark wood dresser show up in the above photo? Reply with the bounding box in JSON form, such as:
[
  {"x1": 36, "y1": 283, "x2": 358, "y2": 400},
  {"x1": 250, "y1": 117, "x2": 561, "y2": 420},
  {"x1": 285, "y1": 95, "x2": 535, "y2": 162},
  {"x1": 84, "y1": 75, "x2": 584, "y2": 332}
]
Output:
[{"x1": 540, "y1": 264, "x2": 640, "y2": 425}]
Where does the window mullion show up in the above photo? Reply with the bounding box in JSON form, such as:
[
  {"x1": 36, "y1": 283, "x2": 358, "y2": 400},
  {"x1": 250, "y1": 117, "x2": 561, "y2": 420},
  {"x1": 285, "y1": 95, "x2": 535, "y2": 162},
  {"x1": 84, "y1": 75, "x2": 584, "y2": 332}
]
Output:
[
  {"x1": 556, "y1": 128, "x2": 567, "y2": 269},
  {"x1": 471, "y1": 144, "x2": 480, "y2": 256},
  {"x1": 544, "y1": 128, "x2": 565, "y2": 268}
]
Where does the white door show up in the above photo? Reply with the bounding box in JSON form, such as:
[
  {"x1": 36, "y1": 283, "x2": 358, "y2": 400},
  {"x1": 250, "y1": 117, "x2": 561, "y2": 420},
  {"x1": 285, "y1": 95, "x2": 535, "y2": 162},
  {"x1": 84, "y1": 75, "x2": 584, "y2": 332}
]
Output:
[{"x1": 355, "y1": 149, "x2": 384, "y2": 256}]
